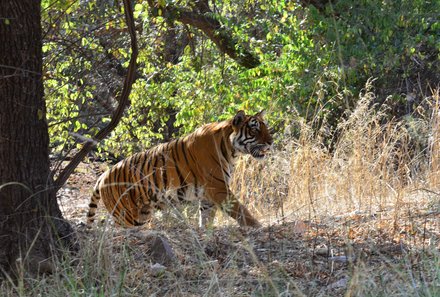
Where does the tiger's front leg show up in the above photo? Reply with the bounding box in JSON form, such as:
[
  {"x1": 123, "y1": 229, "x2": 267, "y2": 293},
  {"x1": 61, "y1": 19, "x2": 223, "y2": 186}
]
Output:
[
  {"x1": 206, "y1": 185, "x2": 261, "y2": 228},
  {"x1": 223, "y1": 195, "x2": 261, "y2": 227}
]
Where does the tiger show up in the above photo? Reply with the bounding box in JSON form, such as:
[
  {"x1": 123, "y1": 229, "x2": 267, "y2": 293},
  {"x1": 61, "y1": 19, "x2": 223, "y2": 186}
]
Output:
[{"x1": 86, "y1": 110, "x2": 273, "y2": 228}]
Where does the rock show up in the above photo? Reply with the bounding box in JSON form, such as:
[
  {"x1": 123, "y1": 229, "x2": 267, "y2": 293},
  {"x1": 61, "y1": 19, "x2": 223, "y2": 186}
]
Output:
[
  {"x1": 149, "y1": 263, "x2": 167, "y2": 276},
  {"x1": 326, "y1": 276, "x2": 348, "y2": 289},
  {"x1": 148, "y1": 234, "x2": 177, "y2": 266},
  {"x1": 315, "y1": 245, "x2": 329, "y2": 256}
]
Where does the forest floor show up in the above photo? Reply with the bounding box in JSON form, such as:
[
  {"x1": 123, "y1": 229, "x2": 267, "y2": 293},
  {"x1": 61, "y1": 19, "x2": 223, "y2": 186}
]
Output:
[{"x1": 57, "y1": 162, "x2": 440, "y2": 296}]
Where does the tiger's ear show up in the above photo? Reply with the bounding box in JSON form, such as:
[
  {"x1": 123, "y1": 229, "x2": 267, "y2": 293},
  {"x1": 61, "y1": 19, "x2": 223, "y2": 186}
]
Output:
[
  {"x1": 255, "y1": 110, "x2": 266, "y2": 118},
  {"x1": 233, "y1": 110, "x2": 246, "y2": 127}
]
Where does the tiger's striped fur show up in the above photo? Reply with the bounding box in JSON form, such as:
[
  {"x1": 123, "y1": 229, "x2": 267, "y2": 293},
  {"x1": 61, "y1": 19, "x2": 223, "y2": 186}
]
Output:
[{"x1": 87, "y1": 110, "x2": 273, "y2": 228}]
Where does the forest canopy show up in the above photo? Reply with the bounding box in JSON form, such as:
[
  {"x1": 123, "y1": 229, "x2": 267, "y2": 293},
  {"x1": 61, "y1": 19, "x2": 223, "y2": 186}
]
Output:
[{"x1": 42, "y1": 0, "x2": 439, "y2": 159}]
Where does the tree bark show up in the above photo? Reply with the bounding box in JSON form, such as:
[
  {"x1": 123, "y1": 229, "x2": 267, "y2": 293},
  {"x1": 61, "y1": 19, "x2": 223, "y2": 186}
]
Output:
[{"x1": 0, "y1": 0, "x2": 74, "y2": 278}]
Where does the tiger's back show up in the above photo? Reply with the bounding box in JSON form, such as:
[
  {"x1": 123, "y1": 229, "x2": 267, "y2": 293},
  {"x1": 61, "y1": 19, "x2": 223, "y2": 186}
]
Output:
[{"x1": 87, "y1": 110, "x2": 273, "y2": 228}]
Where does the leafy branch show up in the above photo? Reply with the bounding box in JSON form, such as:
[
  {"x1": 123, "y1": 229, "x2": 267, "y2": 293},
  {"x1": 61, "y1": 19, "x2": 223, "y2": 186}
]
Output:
[
  {"x1": 53, "y1": 0, "x2": 138, "y2": 191},
  {"x1": 146, "y1": 0, "x2": 260, "y2": 69}
]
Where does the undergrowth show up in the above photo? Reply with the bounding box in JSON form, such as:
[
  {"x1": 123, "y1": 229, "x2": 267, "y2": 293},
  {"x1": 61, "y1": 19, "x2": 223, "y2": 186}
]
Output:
[{"x1": 1, "y1": 85, "x2": 439, "y2": 296}]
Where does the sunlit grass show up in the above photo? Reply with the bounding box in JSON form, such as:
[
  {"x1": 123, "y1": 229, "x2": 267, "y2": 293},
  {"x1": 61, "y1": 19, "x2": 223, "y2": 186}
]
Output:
[{"x1": 1, "y1": 86, "x2": 439, "y2": 296}]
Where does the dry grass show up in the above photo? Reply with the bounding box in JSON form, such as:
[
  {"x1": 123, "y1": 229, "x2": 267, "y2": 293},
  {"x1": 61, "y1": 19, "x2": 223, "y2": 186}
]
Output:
[
  {"x1": 235, "y1": 84, "x2": 439, "y2": 223},
  {"x1": 1, "y1": 85, "x2": 439, "y2": 296}
]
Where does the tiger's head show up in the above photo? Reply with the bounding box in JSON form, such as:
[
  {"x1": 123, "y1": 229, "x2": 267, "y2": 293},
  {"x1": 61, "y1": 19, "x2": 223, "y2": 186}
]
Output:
[{"x1": 230, "y1": 110, "x2": 274, "y2": 160}]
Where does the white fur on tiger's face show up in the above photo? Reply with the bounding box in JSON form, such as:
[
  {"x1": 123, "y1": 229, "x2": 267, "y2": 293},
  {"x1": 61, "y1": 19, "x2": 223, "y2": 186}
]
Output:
[
  {"x1": 230, "y1": 110, "x2": 273, "y2": 160},
  {"x1": 86, "y1": 110, "x2": 274, "y2": 228}
]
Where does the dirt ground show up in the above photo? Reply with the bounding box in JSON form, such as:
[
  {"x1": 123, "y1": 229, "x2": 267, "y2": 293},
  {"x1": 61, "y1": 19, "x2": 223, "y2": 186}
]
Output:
[{"x1": 58, "y1": 162, "x2": 440, "y2": 296}]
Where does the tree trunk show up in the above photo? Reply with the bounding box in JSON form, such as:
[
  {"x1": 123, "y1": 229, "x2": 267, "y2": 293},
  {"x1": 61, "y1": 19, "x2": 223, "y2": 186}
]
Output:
[{"x1": 0, "y1": 1, "x2": 74, "y2": 278}]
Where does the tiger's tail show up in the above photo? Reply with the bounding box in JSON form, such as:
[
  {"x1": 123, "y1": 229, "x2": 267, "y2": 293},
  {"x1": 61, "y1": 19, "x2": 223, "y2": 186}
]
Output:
[{"x1": 86, "y1": 186, "x2": 101, "y2": 227}]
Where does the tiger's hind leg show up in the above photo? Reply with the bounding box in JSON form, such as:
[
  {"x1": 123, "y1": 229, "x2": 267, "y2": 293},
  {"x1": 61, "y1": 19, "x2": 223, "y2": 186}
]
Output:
[{"x1": 199, "y1": 199, "x2": 216, "y2": 228}]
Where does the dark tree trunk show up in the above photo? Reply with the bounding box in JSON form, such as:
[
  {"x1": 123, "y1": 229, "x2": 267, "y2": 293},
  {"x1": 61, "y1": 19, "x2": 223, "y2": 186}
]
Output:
[{"x1": 0, "y1": 1, "x2": 74, "y2": 277}]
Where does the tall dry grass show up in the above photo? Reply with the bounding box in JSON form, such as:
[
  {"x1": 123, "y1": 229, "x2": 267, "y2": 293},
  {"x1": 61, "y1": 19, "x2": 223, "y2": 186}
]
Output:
[
  {"x1": 1, "y1": 84, "x2": 439, "y2": 296},
  {"x1": 232, "y1": 82, "x2": 439, "y2": 225}
]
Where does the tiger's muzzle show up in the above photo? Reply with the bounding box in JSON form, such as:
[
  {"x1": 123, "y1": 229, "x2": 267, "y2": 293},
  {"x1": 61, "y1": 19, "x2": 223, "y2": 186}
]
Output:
[{"x1": 250, "y1": 143, "x2": 272, "y2": 160}]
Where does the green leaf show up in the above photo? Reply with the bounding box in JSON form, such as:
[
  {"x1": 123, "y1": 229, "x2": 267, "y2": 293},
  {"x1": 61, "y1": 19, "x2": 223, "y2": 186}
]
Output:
[{"x1": 158, "y1": 0, "x2": 166, "y2": 7}]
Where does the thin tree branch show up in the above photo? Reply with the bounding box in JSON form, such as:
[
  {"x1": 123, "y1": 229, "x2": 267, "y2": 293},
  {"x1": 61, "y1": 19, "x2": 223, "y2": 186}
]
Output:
[
  {"x1": 175, "y1": 9, "x2": 260, "y2": 68},
  {"x1": 53, "y1": 0, "x2": 138, "y2": 191},
  {"x1": 147, "y1": 0, "x2": 260, "y2": 69},
  {"x1": 48, "y1": 112, "x2": 111, "y2": 128}
]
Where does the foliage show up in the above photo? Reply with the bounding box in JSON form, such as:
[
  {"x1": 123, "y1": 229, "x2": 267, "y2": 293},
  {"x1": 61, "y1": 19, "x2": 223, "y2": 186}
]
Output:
[
  {"x1": 42, "y1": 0, "x2": 121, "y2": 156},
  {"x1": 41, "y1": 0, "x2": 439, "y2": 159},
  {"x1": 312, "y1": 0, "x2": 440, "y2": 112}
]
